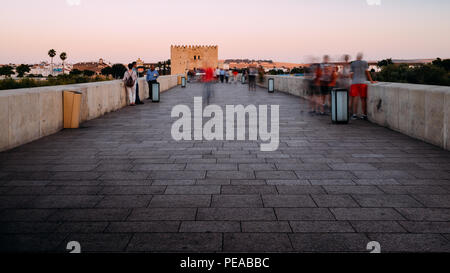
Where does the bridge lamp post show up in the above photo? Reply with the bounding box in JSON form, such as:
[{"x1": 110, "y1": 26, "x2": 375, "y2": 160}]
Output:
[
  {"x1": 181, "y1": 76, "x2": 186, "y2": 88},
  {"x1": 151, "y1": 82, "x2": 160, "y2": 103},
  {"x1": 331, "y1": 88, "x2": 349, "y2": 124}
]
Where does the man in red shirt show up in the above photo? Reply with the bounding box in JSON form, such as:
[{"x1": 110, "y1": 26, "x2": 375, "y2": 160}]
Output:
[{"x1": 202, "y1": 65, "x2": 215, "y2": 105}]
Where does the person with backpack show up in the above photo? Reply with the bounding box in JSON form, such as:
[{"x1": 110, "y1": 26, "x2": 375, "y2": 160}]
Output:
[
  {"x1": 132, "y1": 62, "x2": 144, "y2": 105},
  {"x1": 123, "y1": 63, "x2": 137, "y2": 106}
]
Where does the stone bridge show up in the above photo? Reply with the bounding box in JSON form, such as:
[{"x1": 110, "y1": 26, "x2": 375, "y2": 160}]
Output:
[{"x1": 0, "y1": 81, "x2": 449, "y2": 252}]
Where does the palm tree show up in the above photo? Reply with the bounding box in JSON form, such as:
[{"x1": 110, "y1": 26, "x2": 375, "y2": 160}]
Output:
[
  {"x1": 48, "y1": 49, "x2": 56, "y2": 75},
  {"x1": 60, "y1": 52, "x2": 67, "y2": 74}
]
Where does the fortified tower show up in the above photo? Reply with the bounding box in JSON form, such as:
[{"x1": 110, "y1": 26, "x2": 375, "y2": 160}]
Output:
[{"x1": 170, "y1": 45, "x2": 218, "y2": 75}]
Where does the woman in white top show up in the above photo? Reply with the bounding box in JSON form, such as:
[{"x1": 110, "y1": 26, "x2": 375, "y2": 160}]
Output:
[{"x1": 123, "y1": 63, "x2": 138, "y2": 106}]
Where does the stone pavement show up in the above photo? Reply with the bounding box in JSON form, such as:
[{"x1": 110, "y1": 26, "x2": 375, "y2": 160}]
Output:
[{"x1": 0, "y1": 82, "x2": 449, "y2": 252}]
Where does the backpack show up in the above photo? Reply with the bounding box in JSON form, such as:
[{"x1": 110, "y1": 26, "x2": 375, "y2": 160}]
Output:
[{"x1": 125, "y1": 71, "x2": 135, "y2": 87}]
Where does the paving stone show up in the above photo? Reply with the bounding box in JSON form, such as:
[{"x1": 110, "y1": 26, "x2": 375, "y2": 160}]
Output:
[
  {"x1": 0, "y1": 222, "x2": 60, "y2": 234},
  {"x1": 241, "y1": 221, "x2": 292, "y2": 232},
  {"x1": 276, "y1": 186, "x2": 325, "y2": 194},
  {"x1": 311, "y1": 194, "x2": 359, "y2": 207},
  {"x1": 255, "y1": 171, "x2": 298, "y2": 180},
  {"x1": 239, "y1": 164, "x2": 276, "y2": 171},
  {"x1": 329, "y1": 163, "x2": 377, "y2": 171},
  {"x1": 223, "y1": 233, "x2": 293, "y2": 252},
  {"x1": 331, "y1": 208, "x2": 405, "y2": 220},
  {"x1": 275, "y1": 208, "x2": 335, "y2": 220},
  {"x1": 96, "y1": 195, "x2": 152, "y2": 208},
  {"x1": 0, "y1": 196, "x2": 36, "y2": 208},
  {"x1": 30, "y1": 195, "x2": 103, "y2": 208},
  {"x1": 48, "y1": 209, "x2": 130, "y2": 222},
  {"x1": 127, "y1": 233, "x2": 222, "y2": 252},
  {"x1": 100, "y1": 186, "x2": 165, "y2": 195},
  {"x1": 179, "y1": 221, "x2": 240, "y2": 232},
  {"x1": 289, "y1": 233, "x2": 369, "y2": 252},
  {"x1": 221, "y1": 185, "x2": 277, "y2": 194},
  {"x1": 262, "y1": 195, "x2": 316, "y2": 207},
  {"x1": 212, "y1": 195, "x2": 263, "y2": 207},
  {"x1": 367, "y1": 233, "x2": 450, "y2": 252},
  {"x1": 62, "y1": 233, "x2": 132, "y2": 252},
  {"x1": 352, "y1": 170, "x2": 414, "y2": 179},
  {"x1": 275, "y1": 163, "x2": 331, "y2": 171},
  {"x1": 290, "y1": 221, "x2": 354, "y2": 233},
  {"x1": 354, "y1": 179, "x2": 401, "y2": 185},
  {"x1": 309, "y1": 179, "x2": 355, "y2": 185},
  {"x1": 398, "y1": 221, "x2": 450, "y2": 233},
  {"x1": 0, "y1": 209, "x2": 55, "y2": 222},
  {"x1": 98, "y1": 179, "x2": 151, "y2": 186},
  {"x1": 379, "y1": 185, "x2": 448, "y2": 194},
  {"x1": 295, "y1": 171, "x2": 356, "y2": 179},
  {"x1": 352, "y1": 194, "x2": 424, "y2": 207},
  {"x1": 132, "y1": 164, "x2": 186, "y2": 171},
  {"x1": 412, "y1": 195, "x2": 450, "y2": 208},
  {"x1": 230, "y1": 179, "x2": 267, "y2": 185},
  {"x1": 98, "y1": 171, "x2": 151, "y2": 180},
  {"x1": 165, "y1": 185, "x2": 220, "y2": 194},
  {"x1": 128, "y1": 208, "x2": 196, "y2": 221},
  {"x1": 396, "y1": 208, "x2": 450, "y2": 221},
  {"x1": 196, "y1": 179, "x2": 231, "y2": 185},
  {"x1": 105, "y1": 221, "x2": 180, "y2": 233},
  {"x1": 0, "y1": 233, "x2": 68, "y2": 252},
  {"x1": 266, "y1": 180, "x2": 310, "y2": 185},
  {"x1": 197, "y1": 208, "x2": 276, "y2": 221},
  {"x1": 149, "y1": 195, "x2": 211, "y2": 207},
  {"x1": 206, "y1": 171, "x2": 255, "y2": 179},
  {"x1": 152, "y1": 179, "x2": 196, "y2": 185},
  {"x1": 149, "y1": 171, "x2": 206, "y2": 180},
  {"x1": 350, "y1": 221, "x2": 406, "y2": 233},
  {"x1": 185, "y1": 164, "x2": 237, "y2": 170},
  {"x1": 56, "y1": 222, "x2": 109, "y2": 233},
  {"x1": 323, "y1": 186, "x2": 383, "y2": 194}
]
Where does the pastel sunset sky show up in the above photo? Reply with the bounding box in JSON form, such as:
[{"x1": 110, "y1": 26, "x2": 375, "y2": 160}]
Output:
[{"x1": 1, "y1": 0, "x2": 449, "y2": 64}]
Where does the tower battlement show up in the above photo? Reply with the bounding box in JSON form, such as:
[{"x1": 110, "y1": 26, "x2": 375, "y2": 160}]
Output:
[{"x1": 170, "y1": 45, "x2": 219, "y2": 75}]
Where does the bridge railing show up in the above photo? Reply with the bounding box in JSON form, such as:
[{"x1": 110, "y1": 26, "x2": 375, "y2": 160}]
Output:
[
  {"x1": 0, "y1": 75, "x2": 181, "y2": 152},
  {"x1": 259, "y1": 75, "x2": 450, "y2": 151}
]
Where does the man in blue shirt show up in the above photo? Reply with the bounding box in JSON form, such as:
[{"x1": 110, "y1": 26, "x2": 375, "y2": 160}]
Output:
[{"x1": 146, "y1": 65, "x2": 159, "y2": 100}]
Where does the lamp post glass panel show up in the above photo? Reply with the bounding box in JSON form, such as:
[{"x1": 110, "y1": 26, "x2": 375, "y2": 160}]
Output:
[
  {"x1": 181, "y1": 76, "x2": 186, "y2": 88},
  {"x1": 268, "y1": 78, "x2": 274, "y2": 93},
  {"x1": 152, "y1": 82, "x2": 160, "y2": 102},
  {"x1": 331, "y1": 88, "x2": 349, "y2": 124}
]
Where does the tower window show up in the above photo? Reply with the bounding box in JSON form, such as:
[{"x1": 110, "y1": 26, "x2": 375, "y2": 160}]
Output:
[
  {"x1": 198, "y1": 56, "x2": 201, "y2": 60},
  {"x1": 194, "y1": 56, "x2": 196, "y2": 60}
]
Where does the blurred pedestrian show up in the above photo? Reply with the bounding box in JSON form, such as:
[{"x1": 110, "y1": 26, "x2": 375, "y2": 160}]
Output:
[
  {"x1": 248, "y1": 65, "x2": 257, "y2": 91},
  {"x1": 319, "y1": 55, "x2": 334, "y2": 115},
  {"x1": 350, "y1": 53, "x2": 376, "y2": 120},
  {"x1": 202, "y1": 63, "x2": 215, "y2": 105},
  {"x1": 232, "y1": 69, "x2": 238, "y2": 83}
]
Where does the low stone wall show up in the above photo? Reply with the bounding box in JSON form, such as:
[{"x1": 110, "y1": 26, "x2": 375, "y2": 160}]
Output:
[
  {"x1": 0, "y1": 75, "x2": 180, "y2": 151},
  {"x1": 259, "y1": 75, "x2": 450, "y2": 150}
]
